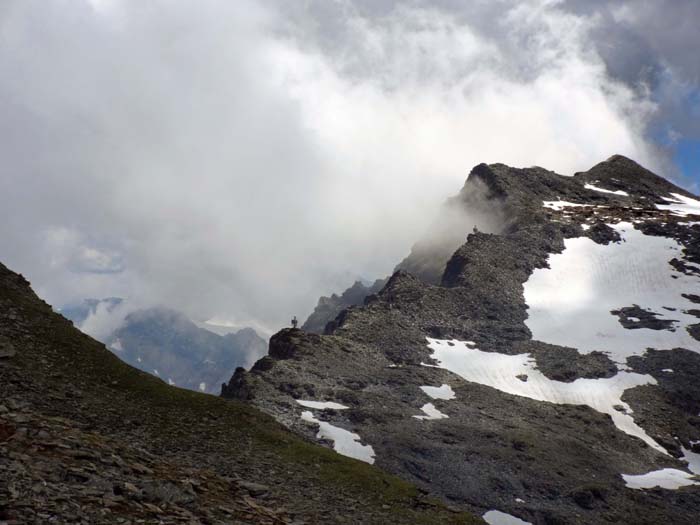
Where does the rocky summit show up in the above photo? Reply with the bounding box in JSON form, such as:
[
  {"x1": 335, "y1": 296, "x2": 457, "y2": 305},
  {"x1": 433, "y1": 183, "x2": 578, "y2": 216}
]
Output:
[{"x1": 223, "y1": 155, "x2": 700, "y2": 524}]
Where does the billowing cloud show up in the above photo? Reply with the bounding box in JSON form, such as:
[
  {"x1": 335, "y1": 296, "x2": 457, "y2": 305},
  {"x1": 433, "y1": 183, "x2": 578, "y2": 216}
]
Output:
[{"x1": 0, "y1": 0, "x2": 693, "y2": 332}]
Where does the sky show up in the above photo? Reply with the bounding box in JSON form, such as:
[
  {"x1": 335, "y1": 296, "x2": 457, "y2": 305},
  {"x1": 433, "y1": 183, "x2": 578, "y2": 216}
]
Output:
[{"x1": 0, "y1": 0, "x2": 699, "y2": 336}]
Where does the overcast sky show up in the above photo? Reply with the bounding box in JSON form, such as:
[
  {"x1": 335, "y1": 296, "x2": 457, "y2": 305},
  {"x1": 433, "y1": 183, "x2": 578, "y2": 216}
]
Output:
[{"x1": 1, "y1": 0, "x2": 698, "y2": 335}]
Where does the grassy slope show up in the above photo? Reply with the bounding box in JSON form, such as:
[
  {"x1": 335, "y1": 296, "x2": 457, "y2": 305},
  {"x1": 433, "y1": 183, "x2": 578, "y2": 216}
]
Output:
[{"x1": 0, "y1": 263, "x2": 481, "y2": 524}]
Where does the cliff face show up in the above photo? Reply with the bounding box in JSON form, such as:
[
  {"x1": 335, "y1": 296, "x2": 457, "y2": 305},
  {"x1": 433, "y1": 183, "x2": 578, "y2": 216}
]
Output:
[{"x1": 224, "y1": 156, "x2": 700, "y2": 524}]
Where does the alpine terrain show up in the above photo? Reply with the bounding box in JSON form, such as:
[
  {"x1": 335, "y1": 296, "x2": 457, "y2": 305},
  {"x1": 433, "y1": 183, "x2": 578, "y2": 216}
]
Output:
[
  {"x1": 223, "y1": 155, "x2": 700, "y2": 524},
  {"x1": 0, "y1": 263, "x2": 479, "y2": 523}
]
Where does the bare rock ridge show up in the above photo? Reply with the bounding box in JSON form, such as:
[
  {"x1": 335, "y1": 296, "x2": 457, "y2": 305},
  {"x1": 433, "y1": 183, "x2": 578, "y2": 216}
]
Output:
[
  {"x1": 0, "y1": 263, "x2": 478, "y2": 523},
  {"x1": 303, "y1": 279, "x2": 387, "y2": 334},
  {"x1": 224, "y1": 155, "x2": 700, "y2": 524}
]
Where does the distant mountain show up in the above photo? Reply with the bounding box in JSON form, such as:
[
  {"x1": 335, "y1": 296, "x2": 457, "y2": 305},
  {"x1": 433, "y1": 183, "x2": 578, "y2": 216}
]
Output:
[{"x1": 60, "y1": 301, "x2": 267, "y2": 393}]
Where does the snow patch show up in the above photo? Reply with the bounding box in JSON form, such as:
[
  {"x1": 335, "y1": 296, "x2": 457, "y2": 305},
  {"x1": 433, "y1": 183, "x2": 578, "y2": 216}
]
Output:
[
  {"x1": 153, "y1": 369, "x2": 159, "y2": 377},
  {"x1": 297, "y1": 400, "x2": 349, "y2": 410},
  {"x1": 300, "y1": 411, "x2": 375, "y2": 464},
  {"x1": 199, "y1": 382, "x2": 206, "y2": 392},
  {"x1": 524, "y1": 222, "x2": 700, "y2": 362},
  {"x1": 662, "y1": 368, "x2": 674, "y2": 373},
  {"x1": 168, "y1": 378, "x2": 175, "y2": 386},
  {"x1": 420, "y1": 384, "x2": 456, "y2": 400},
  {"x1": 426, "y1": 338, "x2": 664, "y2": 453},
  {"x1": 656, "y1": 193, "x2": 700, "y2": 217},
  {"x1": 682, "y1": 447, "x2": 700, "y2": 474},
  {"x1": 584, "y1": 183, "x2": 629, "y2": 196},
  {"x1": 622, "y1": 469, "x2": 698, "y2": 490},
  {"x1": 543, "y1": 201, "x2": 586, "y2": 211},
  {"x1": 483, "y1": 510, "x2": 532, "y2": 525},
  {"x1": 413, "y1": 403, "x2": 448, "y2": 420}
]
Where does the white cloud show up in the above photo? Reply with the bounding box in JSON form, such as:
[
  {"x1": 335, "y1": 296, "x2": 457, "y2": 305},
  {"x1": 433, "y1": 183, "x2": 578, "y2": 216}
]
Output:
[
  {"x1": 79, "y1": 300, "x2": 130, "y2": 342},
  {"x1": 0, "y1": 0, "x2": 664, "y2": 330}
]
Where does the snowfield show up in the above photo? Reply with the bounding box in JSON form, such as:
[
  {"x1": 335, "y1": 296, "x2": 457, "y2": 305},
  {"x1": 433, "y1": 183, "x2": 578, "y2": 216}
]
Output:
[
  {"x1": 656, "y1": 193, "x2": 700, "y2": 217},
  {"x1": 524, "y1": 222, "x2": 700, "y2": 362},
  {"x1": 297, "y1": 400, "x2": 349, "y2": 410},
  {"x1": 542, "y1": 201, "x2": 587, "y2": 211},
  {"x1": 425, "y1": 338, "x2": 663, "y2": 452},
  {"x1": 413, "y1": 403, "x2": 449, "y2": 420},
  {"x1": 420, "y1": 384, "x2": 456, "y2": 400},
  {"x1": 300, "y1": 411, "x2": 375, "y2": 464},
  {"x1": 483, "y1": 509, "x2": 532, "y2": 525},
  {"x1": 622, "y1": 468, "x2": 699, "y2": 490},
  {"x1": 584, "y1": 183, "x2": 629, "y2": 196}
]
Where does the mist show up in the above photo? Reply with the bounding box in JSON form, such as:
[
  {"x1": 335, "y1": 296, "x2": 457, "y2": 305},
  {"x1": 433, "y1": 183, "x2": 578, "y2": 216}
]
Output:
[{"x1": 0, "y1": 0, "x2": 685, "y2": 333}]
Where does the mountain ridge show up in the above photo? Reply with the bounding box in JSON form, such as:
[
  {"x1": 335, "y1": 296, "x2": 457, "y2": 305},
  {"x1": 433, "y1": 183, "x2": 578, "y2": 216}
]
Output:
[
  {"x1": 0, "y1": 262, "x2": 479, "y2": 524},
  {"x1": 223, "y1": 155, "x2": 700, "y2": 524}
]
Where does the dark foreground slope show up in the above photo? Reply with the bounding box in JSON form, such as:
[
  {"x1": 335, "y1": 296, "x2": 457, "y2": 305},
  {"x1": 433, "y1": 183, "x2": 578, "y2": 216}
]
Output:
[
  {"x1": 224, "y1": 156, "x2": 700, "y2": 524},
  {"x1": 0, "y1": 263, "x2": 479, "y2": 524}
]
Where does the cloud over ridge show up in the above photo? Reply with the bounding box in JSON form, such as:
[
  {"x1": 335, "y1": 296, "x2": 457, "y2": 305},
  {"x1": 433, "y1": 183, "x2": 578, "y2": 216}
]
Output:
[{"x1": 0, "y1": 0, "x2": 689, "y2": 331}]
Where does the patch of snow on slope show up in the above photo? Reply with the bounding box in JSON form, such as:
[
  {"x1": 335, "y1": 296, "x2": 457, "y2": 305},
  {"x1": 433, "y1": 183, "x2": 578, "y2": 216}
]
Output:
[
  {"x1": 543, "y1": 201, "x2": 587, "y2": 211},
  {"x1": 585, "y1": 183, "x2": 629, "y2": 196},
  {"x1": 297, "y1": 400, "x2": 348, "y2": 410},
  {"x1": 682, "y1": 447, "x2": 700, "y2": 474},
  {"x1": 524, "y1": 222, "x2": 700, "y2": 362},
  {"x1": 300, "y1": 411, "x2": 375, "y2": 464},
  {"x1": 413, "y1": 403, "x2": 449, "y2": 420},
  {"x1": 622, "y1": 469, "x2": 698, "y2": 490},
  {"x1": 426, "y1": 338, "x2": 664, "y2": 453},
  {"x1": 483, "y1": 509, "x2": 532, "y2": 525},
  {"x1": 420, "y1": 384, "x2": 456, "y2": 400},
  {"x1": 656, "y1": 193, "x2": 700, "y2": 217}
]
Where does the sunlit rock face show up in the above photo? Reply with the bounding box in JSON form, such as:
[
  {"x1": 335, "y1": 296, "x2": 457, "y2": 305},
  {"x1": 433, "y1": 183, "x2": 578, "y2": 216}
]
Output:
[{"x1": 224, "y1": 156, "x2": 700, "y2": 525}]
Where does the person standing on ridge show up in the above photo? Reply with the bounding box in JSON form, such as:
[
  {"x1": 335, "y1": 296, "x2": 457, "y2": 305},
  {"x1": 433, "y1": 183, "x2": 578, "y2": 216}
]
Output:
[{"x1": 291, "y1": 316, "x2": 298, "y2": 329}]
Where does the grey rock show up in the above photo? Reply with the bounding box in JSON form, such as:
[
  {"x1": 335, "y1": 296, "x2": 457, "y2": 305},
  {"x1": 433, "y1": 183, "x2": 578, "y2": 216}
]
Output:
[{"x1": 238, "y1": 481, "x2": 270, "y2": 497}]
